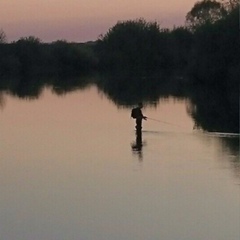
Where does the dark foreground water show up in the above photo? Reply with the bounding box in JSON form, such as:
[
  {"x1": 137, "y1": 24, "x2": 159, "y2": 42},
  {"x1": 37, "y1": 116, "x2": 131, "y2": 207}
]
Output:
[{"x1": 0, "y1": 86, "x2": 239, "y2": 240}]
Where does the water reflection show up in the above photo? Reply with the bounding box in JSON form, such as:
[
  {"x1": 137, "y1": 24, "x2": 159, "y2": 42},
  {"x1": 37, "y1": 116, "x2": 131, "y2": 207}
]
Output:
[
  {"x1": 131, "y1": 129, "x2": 145, "y2": 161},
  {"x1": 221, "y1": 136, "x2": 239, "y2": 156},
  {"x1": 11, "y1": 77, "x2": 44, "y2": 100},
  {"x1": 51, "y1": 75, "x2": 93, "y2": 96},
  {"x1": 0, "y1": 92, "x2": 6, "y2": 109},
  {"x1": 187, "y1": 86, "x2": 239, "y2": 134},
  {"x1": 1, "y1": 83, "x2": 239, "y2": 240},
  {"x1": 0, "y1": 75, "x2": 238, "y2": 159},
  {"x1": 97, "y1": 74, "x2": 186, "y2": 106},
  {"x1": 0, "y1": 75, "x2": 94, "y2": 101},
  {"x1": 220, "y1": 136, "x2": 240, "y2": 180}
]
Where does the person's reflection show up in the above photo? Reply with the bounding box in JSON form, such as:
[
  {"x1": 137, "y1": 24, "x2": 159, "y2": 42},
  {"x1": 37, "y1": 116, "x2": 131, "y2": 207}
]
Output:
[{"x1": 131, "y1": 129, "x2": 144, "y2": 161}]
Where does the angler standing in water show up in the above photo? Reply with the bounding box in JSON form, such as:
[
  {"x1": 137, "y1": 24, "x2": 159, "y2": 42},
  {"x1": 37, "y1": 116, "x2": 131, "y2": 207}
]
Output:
[{"x1": 131, "y1": 102, "x2": 147, "y2": 131}]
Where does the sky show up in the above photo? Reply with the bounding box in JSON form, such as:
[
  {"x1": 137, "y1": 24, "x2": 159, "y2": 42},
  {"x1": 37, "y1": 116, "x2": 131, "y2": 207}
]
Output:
[{"x1": 1, "y1": 0, "x2": 198, "y2": 43}]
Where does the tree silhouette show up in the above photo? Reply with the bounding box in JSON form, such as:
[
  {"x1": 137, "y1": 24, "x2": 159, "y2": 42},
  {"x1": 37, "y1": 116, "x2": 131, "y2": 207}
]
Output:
[
  {"x1": 96, "y1": 19, "x2": 166, "y2": 75},
  {"x1": 220, "y1": 0, "x2": 239, "y2": 11},
  {"x1": 186, "y1": 0, "x2": 227, "y2": 30},
  {"x1": 0, "y1": 29, "x2": 6, "y2": 43}
]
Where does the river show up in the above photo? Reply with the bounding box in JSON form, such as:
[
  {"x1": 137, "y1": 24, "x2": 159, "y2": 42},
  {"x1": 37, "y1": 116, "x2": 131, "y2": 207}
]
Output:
[{"x1": 0, "y1": 85, "x2": 239, "y2": 240}]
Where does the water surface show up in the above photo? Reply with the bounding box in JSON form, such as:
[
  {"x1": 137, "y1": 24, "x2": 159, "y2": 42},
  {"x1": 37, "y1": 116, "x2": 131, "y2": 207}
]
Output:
[{"x1": 1, "y1": 86, "x2": 239, "y2": 240}]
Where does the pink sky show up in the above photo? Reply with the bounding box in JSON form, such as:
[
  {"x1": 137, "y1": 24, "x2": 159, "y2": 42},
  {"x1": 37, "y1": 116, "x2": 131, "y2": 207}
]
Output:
[{"x1": 1, "y1": 0, "x2": 197, "y2": 42}]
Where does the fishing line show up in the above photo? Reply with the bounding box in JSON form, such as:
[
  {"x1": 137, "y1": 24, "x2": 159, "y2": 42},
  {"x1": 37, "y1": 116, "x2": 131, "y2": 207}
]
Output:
[
  {"x1": 147, "y1": 117, "x2": 184, "y2": 128},
  {"x1": 139, "y1": 117, "x2": 239, "y2": 136}
]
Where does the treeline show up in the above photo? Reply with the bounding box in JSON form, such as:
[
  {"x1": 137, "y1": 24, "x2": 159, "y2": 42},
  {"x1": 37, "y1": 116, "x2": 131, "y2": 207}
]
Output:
[
  {"x1": 95, "y1": 20, "x2": 192, "y2": 77},
  {"x1": 96, "y1": 0, "x2": 239, "y2": 81},
  {"x1": 0, "y1": 37, "x2": 97, "y2": 78},
  {"x1": 0, "y1": 0, "x2": 238, "y2": 82}
]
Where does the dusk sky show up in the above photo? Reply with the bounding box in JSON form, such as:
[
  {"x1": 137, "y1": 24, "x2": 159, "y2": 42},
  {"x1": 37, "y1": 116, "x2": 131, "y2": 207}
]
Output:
[{"x1": 1, "y1": 0, "x2": 197, "y2": 42}]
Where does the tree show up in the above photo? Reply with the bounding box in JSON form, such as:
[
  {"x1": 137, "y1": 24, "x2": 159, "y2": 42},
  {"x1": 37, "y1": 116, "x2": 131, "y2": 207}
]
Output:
[
  {"x1": 186, "y1": 0, "x2": 227, "y2": 30},
  {"x1": 168, "y1": 27, "x2": 193, "y2": 70},
  {"x1": 187, "y1": 5, "x2": 239, "y2": 87},
  {"x1": 0, "y1": 29, "x2": 6, "y2": 43},
  {"x1": 14, "y1": 36, "x2": 42, "y2": 75},
  {"x1": 96, "y1": 19, "x2": 167, "y2": 75},
  {"x1": 16, "y1": 36, "x2": 41, "y2": 44},
  {"x1": 220, "y1": 0, "x2": 239, "y2": 12}
]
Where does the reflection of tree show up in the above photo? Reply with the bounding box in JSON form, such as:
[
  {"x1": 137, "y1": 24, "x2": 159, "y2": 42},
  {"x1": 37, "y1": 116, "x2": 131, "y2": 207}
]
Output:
[
  {"x1": 0, "y1": 92, "x2": 6, "y2": 109},
  {"x1": 221, "y1": 137, "x2": 239, "y2": 156},
  {"x1": 97, "y1": 74, "x2": 186, "y2": 107},
  {"x1": 51, "y1": 76, "x2": 92, "y2": 96},
  {"x1": 219, "y1": 137, "x2": 240, "y2": 180},
  {"x1": 187, "y1": 86, "x2": 239, "y2": 133},
  {"x1": 10, "y1": 77, "x2": 45, "y2": 100},
  {"x1": 0, "y1": 75, "x2": 94, "y2": 100}
]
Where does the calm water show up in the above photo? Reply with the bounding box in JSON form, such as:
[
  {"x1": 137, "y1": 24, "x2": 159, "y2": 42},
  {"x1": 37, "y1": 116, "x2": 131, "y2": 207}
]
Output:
[{"x1": 1, "y1": 85, "x2": 239, "y2": 240}]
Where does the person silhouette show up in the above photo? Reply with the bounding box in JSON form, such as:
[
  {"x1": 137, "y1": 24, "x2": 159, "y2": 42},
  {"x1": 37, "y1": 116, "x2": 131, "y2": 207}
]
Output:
[{"x1": 131, "y1": 102, "x2": 147, "y2": 131}]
